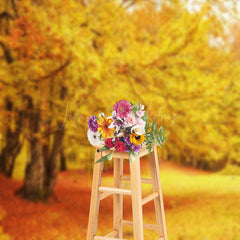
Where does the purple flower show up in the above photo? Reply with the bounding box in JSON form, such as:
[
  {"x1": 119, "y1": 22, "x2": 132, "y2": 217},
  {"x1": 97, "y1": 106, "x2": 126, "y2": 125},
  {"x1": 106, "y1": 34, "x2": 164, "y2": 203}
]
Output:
[
  {"x1": 125, "y1": 135, "x2": 131, "y2": 146},
  {"x1": 124, "y1": 145, "x2": 130, "y2": 152},
  {"x1": 113, "y1": 100, "x2": 132, "y2": 119},
  {"x1": 88, "y1": 115, "x2": 99, "y2": 132},
  {"x1": 131, "y1": 144, "x2": 141, "y2": 153}
]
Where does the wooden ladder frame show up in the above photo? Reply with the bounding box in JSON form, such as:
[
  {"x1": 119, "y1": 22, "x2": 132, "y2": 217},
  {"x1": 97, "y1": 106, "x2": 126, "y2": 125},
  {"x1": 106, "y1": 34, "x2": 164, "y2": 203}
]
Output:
[{"x1": 87, "y1": 145, "x2": 167, "y2": 240}]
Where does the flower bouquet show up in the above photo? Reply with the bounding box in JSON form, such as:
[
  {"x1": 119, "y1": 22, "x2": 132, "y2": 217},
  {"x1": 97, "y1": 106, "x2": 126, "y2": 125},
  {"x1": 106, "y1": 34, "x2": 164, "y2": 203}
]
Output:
[{"x1": 87, "y1": 100, "x2": 167, "y2": 163}]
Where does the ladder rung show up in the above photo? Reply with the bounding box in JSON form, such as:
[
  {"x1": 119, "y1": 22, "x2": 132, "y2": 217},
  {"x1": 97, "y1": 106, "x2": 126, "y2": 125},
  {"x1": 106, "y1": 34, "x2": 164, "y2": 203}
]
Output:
[
  {"x1": 94, "y1": 236, "x2": 127, "y2": 240},
  {"x1": 121, "y1": 220, "x2": 161, "y2": 231},
  {"x1": 120, "y1": 176, "x2": 152, "y2": 184},
  {"x1": 105, "y1": 230, "x2": 118, "y2": 237},
  {"x1": 99, "y1": 186, "x2": 131, "y2": 195},
  {"x1": 100, "y1": 192, "x2": 112, "y2": 200},
  {"x1": 142, "y1": 192, "x2": 159, "y2": 205}
]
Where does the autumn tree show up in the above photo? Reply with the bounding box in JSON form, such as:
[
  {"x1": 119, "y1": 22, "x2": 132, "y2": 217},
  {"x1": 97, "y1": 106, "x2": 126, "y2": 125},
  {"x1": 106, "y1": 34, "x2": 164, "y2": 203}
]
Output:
[
  {"x1": 0, "y1": 0, "x2": 72, "y2": 199},
  {"x1": 0, "y1": 0, "x2": 24, "y2": 177},
  {"x1": 69, "y1": 0, "x2": 240, "y2": 170}
]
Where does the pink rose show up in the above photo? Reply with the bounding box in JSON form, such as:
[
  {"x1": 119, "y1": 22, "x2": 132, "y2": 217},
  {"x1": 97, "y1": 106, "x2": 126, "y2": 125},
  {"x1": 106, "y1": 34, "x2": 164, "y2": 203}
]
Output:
[
  {"x1": 137, "y1": 118, "x2": 146, "y2": 127},
  {"x1": 125, "y1": 113, "x2": 137, "y2": 127},
  {"x1": 136, "y1": 110, "x2": 145, "y2": 117}
]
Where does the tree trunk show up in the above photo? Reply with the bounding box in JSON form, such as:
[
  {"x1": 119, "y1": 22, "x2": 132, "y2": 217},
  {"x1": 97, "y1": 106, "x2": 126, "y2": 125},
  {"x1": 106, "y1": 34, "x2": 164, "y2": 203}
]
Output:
[
  {"x1": 19, "y1": 139, "x2": 45, "y2": 201},
  {"x1": 16, "y1": 103, "x2": 46, "y2": 201},
  {"x1": 60, "y1": 148, "x2": 67, "y2": 171},
  {"x1": 45, "y1": 125, "x2": 64, "y2": 196},
  {"x1": 0, "y1": 4, "x2": 22, "y2": 177},
  {"x1": 0, "y1": 98, "x2": 24, "y2": 177},
  {"x1": 16, "y1": 85, "x2": 67, "y2": 201},
  {"x1": 44, "y1": 85, "x2": 67, "y2": 196}
]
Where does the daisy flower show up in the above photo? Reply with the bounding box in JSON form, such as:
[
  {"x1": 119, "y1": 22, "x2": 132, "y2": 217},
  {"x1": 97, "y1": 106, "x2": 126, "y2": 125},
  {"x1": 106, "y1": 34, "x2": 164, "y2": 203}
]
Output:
[
  {"x1": 87, "y1": 129, "x2": 103, "y2": 146},
  {"x1": 97, "y1": 116, "x2": 115, "y2": 138}
]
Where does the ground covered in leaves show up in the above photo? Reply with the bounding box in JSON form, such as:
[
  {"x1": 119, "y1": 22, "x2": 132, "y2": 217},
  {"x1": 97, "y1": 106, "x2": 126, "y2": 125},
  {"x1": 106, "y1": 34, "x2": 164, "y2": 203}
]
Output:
[{"x1": 0, "y1": 160, "x2": 240, "y2": 240}]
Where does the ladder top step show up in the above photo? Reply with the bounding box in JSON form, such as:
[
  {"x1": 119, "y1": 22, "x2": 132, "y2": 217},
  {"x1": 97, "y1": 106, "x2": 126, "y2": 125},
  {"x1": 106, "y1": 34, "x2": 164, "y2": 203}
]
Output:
[
  {"x1": 95, "y1": 143, "x2": 156, "y2": 159},
  {"x1": 99, "y1": 186, "x2": 131, "y2": 195}
]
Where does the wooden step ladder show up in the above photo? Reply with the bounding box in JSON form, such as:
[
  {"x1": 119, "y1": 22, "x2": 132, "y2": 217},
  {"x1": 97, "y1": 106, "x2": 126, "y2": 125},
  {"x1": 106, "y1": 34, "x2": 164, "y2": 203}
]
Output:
[{"x1": 87, "y1": 145, "x2": 168, "y2": 240}]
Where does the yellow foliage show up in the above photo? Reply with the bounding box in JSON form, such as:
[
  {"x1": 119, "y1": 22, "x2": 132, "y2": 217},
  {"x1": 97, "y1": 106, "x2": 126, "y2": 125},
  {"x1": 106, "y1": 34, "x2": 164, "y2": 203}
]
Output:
[{"x1": 0, "y1": 0, "x2": 239, "y2": 171}]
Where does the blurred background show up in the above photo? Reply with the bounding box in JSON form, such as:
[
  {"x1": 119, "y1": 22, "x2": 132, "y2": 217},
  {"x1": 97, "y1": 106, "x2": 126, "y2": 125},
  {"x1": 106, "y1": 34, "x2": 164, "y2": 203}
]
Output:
[{"x1": 0, "y1": 0, "x2": 240, "y2": 239}]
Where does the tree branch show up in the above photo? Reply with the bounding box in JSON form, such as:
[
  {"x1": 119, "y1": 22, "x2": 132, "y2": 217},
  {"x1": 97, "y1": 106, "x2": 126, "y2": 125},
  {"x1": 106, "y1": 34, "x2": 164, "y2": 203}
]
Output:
[
  {"x1": 39, "y1": 57, "x2": 71, "y2": 80},
  {"x1": 10, "y1": 0, "x2": 19, "y2": 18},
  {"x1": 0, "y1": 79, "x2": 10, "y2": 86},
  {"x1": 0, "y1": 10, "x2": 15, "y2": 20},
  {"x1": 120, "y1": 0, "x2": 136, "y2": 9},
  {"x1": 0, "y1": 41, "x2": 14, "y2": 64},
  {"x1": 90, "y1": 28, "x2": 101, "y2": 36}
]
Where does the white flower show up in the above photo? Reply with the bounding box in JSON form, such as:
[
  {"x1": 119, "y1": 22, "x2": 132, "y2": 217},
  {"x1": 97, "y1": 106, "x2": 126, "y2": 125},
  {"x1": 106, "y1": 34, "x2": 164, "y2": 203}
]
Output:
[
  {"x1": 131, "y1": 125, "x2": 145, "y2": 135},
  {"x1": 116, "y1": 131, "x2": 125, "y2": 137},
  {"x1": 112, "y1": 110, "x2": 117, "y2": 118},
  {"x1": 140, "y1": 104, "x2": 145, "y2": 111},
  {"x1": 87, "y1": 129, "x2": 103, "y2": 146},
  {"x1": 108, "y1": 121, "x2": 115, "y2": 129},
  {"x1": 99, "y1": 112, "x2": 105, "y2": 118},
  {"x1": 109, "y1": 110, "x2": 124, "y2": 132}
]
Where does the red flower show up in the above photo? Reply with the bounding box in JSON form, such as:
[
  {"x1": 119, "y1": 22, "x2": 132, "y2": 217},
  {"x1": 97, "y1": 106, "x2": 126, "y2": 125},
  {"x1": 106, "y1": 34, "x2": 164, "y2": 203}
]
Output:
[
  {"x1": 105, "y1": 138, "x2": 115, "y2": 148},
  {"x1": 115, "y1": 141, "x2": 125, "y2": 152}
]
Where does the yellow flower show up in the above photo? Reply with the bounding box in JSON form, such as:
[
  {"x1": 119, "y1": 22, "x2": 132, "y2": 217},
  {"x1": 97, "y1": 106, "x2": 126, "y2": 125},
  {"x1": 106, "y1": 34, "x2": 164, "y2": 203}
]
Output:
[
  {"x1": 130, "y1": 133, "x2": 146, "y2": 145},
  {"x1": 97, "y1": 117, "x2": 115, "y2": 138}
]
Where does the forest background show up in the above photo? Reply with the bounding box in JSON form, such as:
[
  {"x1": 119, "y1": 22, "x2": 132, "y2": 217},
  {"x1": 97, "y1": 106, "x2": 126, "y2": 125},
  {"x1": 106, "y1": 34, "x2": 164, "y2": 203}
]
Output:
[{"x1": 0, "y1": 0, "x2": 240, "y2": 240}]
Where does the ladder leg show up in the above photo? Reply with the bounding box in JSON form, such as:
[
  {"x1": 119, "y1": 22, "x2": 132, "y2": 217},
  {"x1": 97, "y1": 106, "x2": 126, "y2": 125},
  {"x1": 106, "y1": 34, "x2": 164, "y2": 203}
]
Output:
[
  {"x1": 130, "y1": 156, "x2": 144, "y2": 240},
  {"x1": 149, "y1": 146, "x2": 168, "y2": 240},
  {"x1": 113, "y1": 158, "x2": 123, "y2": 238},
  {"x1": 87, "y1": 150, "x2": 104, "y2": 240}
]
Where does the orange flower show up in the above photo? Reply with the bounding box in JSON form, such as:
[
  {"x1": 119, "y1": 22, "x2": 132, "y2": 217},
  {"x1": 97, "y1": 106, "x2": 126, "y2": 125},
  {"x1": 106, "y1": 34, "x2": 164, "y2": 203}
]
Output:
[{"x1": 97, "y1": 117, "x2": 115, "y2": 138}]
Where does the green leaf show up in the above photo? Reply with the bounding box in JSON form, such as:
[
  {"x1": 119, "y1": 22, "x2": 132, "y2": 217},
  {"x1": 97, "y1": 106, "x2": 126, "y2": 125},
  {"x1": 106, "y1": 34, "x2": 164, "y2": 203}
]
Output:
[
  {"x1": 150, "y1": 120, "x2": 154, "y2": 128},
  {"x1": 98, "y1": 145, "x2": 110, "y2": 152},
  {"x1": 153, "y1": 122, "x2": 157, "y2": 132},
  {"x1": 95, "y1": 152, "x2": 113, "y2": 164},
  {"x1": 155, "y1": 135, "x2": 161, "y2": 147},
  {"x1": 143, "y1": 111, "x2": 149, "y2": 132},
  {"x1": 143, "y1": 111, "x2": 147, "y2": 120}
]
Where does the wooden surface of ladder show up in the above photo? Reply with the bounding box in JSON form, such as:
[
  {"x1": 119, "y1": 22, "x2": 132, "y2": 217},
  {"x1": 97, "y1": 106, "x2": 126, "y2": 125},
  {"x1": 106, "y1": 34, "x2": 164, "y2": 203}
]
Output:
[{"x1": 87, "y1": 145, "x2": 167, "y2": 240}]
